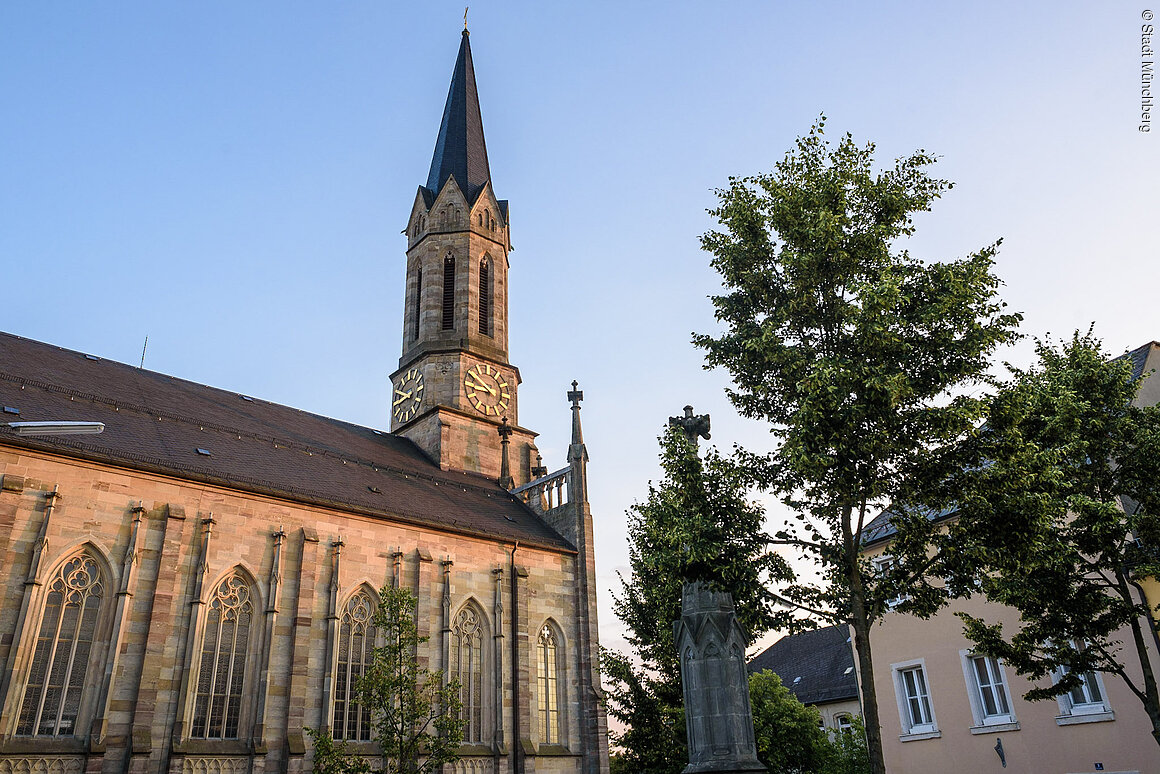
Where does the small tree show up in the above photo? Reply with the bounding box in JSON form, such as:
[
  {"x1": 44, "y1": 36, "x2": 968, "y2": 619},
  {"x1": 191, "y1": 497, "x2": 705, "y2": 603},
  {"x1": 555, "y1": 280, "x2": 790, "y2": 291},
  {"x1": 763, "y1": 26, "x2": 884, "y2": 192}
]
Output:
[
  {"x1": 694, "y1": 118, "x2": 1020, "y2": 774},
  {"x1": 748, "y1": 670, "x2": 832, "y2": 774},
  {"x1": 310, "y1": 585, "x2": 464, "y2": 774},
  {"x1": 606, "y1": 426, "x2": 792, "y2": 773},
  {"x1": 945, "y1": 331, "x2": 1160, "y2": 745}
]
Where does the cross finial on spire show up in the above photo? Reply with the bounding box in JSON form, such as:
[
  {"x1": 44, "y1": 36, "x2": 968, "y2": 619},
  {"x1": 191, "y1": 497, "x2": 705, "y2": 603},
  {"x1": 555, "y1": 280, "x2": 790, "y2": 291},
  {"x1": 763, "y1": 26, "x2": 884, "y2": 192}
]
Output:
[
  {"x1": 568, "y1": 380, "x2": 583, "y2": 408},
  {"x1": 464, "y1": 6, "x2": 469, "y2": 32},
  {"x1": 669, "y1": 404, "x2": 711, "y2": 446},
  {"x1": 568, "y1": 381, "x2": 585, "y2": 448}
]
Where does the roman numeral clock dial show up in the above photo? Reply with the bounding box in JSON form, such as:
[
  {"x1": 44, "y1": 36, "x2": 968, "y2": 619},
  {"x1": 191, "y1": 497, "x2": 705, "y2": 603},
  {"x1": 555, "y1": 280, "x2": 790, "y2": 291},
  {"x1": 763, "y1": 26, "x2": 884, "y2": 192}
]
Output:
[
  {"x1": 464, "y1": 363, "x2": 510, "y2": 416},
  {"x1": 392, "y1": 367, "x2": 424, "y2": 423}
]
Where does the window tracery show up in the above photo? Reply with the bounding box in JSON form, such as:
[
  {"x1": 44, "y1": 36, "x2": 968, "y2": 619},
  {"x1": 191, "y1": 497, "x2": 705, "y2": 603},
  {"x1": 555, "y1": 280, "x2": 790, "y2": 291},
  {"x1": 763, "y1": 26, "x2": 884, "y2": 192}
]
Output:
[
  {"x1": 191, "y1": 573, "x2": 253, "y2": 739},
  {"x1": 451, "y1": 605, "x2": 485, "y2": 743},
  {"x1": 17, "y1": 553, "x2": 104, "y2": 736},
  {"x1": 537, "y1": 624, "x2": 561, "y2": 744},
  {"x1": 334, "y1": 590, "x2": 377, "y2": 741}
]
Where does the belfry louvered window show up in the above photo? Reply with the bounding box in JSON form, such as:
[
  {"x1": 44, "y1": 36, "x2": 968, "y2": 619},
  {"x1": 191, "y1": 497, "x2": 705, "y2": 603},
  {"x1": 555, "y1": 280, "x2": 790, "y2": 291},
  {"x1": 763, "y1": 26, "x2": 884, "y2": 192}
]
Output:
[
  {"x1": 478, "y1": 257, "x2": 491, "y2": 336},
  {"x1": 413, "y1": 268, "x2": 422, "y2": 341},
  {"x1": 537, "y1": 625, "x2": 561, "y2": 744},
  {"x1": 452, "y1": 605, "x2": 485, "y2": 743},
  {"x1": 442, "y1": 255, "x2": 455, "y2": 330},
  {"x1": 191, "y1": 573, "x2": 253, "y2": 739},
  {"x1": 334, "y1": 591, "x2": 377, "y2": 741},
  {"x1": 17, "y1": 553, "x2": 104, "y2": 736}
]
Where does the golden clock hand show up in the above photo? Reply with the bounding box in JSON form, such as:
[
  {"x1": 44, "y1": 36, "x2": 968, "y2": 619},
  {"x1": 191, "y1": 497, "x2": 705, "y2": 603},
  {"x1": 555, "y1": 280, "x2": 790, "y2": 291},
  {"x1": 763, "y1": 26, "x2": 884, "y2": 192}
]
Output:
[
  {"x1": 466, "y1": 378, "x2": 496, "y2": 395},
  {"x1": 393, "y1": 390, "x2": 412, "y2": 405}
]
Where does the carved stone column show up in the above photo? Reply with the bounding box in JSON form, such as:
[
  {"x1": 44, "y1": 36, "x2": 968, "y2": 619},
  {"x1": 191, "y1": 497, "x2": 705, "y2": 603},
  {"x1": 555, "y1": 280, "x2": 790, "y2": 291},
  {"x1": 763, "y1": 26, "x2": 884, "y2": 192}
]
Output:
[{"x1": 673, "y1": 583, "x2": 765, "y2": 774}]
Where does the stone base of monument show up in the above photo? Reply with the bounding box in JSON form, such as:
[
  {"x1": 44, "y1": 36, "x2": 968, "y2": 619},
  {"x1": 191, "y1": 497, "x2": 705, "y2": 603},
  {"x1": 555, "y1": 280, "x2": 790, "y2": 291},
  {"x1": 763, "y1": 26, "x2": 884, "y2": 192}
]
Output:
[{"x1": 674, "y1": 582, "x2": 768, "y2": 774}]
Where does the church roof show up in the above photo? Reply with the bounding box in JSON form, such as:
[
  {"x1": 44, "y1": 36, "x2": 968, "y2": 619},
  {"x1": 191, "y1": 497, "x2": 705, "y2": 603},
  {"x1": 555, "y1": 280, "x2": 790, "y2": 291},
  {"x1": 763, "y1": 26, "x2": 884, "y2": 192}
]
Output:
[
  {"x1": 747, "y1": 625, "x2": 859, "y2": 706},
  {"x1": 424, "y1": 31, "x2": 492, "y2": 205},
  {"x1": 0, "y1": 331, "x2": 574, "y2": 553}
]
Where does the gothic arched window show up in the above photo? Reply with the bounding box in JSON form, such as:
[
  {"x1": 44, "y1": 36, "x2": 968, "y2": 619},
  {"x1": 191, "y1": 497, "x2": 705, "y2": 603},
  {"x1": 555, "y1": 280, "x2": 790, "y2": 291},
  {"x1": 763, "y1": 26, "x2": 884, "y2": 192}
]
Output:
[
  {"x1": 537, "y1": 625, "x2": 562, "y2": 744},
  {"x1": 478, "y1": 257, "x2": 491, "y2": 337},
  {"x1": 442, "y1": 255, "x2": 456, "y2": 331},
  {"x1": 334, "y1": 590, "x2": 377, "y2": 741},
  {"x1": 191, "y1": 573, "x2": 254, "y2": 739},
  {"x1": 413, "y1": 268, "x2": 422, "y2": 341},
  {"x1": 17, "y1": 552, "x2": 104, "y2": 736},
  {"x1": 451, "y1": 605, "x2": 486, "y2": 743}
]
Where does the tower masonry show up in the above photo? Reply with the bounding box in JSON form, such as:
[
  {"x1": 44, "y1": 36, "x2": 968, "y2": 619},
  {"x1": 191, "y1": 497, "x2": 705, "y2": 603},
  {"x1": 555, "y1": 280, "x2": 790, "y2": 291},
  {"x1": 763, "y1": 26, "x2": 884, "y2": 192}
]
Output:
[{"x1": 389, "y1": 30, "x2": 538, "y2": 484}]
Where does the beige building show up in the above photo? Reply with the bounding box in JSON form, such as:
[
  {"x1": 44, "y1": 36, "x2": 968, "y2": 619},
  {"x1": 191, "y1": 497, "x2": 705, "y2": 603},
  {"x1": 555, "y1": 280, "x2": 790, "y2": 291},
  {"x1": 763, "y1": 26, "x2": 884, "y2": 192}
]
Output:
[
  {"x1": 0, "y1": 29, "x2": 609, "y2": 774},
  {"x1": 859, "y1": 342, "x2": 1160, "y2": 774}
]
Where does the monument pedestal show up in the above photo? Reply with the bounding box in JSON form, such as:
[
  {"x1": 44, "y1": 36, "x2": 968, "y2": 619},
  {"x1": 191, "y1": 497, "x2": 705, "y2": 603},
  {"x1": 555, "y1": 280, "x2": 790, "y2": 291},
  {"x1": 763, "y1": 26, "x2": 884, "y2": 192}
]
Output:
[{"x1": 674, "y1": 582, "x2": 767, "y2": 774}]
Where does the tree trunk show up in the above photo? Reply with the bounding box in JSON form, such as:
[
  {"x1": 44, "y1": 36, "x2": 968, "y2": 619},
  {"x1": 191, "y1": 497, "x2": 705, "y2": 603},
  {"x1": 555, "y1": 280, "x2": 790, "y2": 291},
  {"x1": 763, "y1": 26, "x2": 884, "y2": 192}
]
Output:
[
  {"x1": 850, "y1": 587, "x2": 887, "y2": 774},
  {"x1": 1120, "y1": 573, "x2": 1160, "y2": 749},
  {"x1": 842, "y1": 505, "x2": 887, "y2": 774}
]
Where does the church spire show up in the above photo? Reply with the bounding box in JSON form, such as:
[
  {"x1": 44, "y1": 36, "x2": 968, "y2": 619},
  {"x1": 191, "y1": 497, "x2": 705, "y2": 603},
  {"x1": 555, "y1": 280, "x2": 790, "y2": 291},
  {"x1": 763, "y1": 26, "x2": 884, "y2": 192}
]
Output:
[{"x1": 425, "y1": 30, "x2": 492, "y2": 204}]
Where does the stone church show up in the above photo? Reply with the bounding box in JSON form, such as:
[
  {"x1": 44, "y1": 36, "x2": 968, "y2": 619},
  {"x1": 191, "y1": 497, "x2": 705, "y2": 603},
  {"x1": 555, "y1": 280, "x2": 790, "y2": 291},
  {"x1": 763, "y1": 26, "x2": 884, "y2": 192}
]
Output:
[{"x1": 0, "y1": 30, "x2": 610, "y2": 774}]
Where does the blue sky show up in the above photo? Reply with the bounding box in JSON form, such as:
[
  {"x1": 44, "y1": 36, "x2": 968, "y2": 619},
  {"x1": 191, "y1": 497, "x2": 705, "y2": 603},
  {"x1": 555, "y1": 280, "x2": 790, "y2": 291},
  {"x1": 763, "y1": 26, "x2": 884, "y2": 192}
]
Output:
[{"x1": 2, "y1": 1, "x2": 1156, "y2": 653}]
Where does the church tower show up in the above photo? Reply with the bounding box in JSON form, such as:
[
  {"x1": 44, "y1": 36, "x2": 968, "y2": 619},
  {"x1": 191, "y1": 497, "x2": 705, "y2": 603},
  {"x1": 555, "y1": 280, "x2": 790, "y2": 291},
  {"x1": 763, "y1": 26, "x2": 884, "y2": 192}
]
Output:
[{"x1": 390, "y1": 30, "x2": 538, "y2": 485}]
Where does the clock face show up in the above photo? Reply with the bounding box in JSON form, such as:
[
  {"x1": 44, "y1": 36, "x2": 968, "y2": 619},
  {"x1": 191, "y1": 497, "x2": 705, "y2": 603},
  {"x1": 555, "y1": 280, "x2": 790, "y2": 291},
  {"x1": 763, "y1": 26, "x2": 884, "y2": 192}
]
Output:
[
  {"x1": 392, "y1": 367, "x2": 424, "y2": 423},
  {"x1": 464, "y1": 363, "x2": 510, "y2": 416}
]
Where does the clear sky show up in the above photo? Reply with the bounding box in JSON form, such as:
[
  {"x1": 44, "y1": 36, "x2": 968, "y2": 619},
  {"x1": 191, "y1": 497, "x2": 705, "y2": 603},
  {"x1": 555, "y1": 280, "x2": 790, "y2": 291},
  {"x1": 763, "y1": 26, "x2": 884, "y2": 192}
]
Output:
[{"x1": 2, "y1": 1, "x2": 1157, "y2": 656}]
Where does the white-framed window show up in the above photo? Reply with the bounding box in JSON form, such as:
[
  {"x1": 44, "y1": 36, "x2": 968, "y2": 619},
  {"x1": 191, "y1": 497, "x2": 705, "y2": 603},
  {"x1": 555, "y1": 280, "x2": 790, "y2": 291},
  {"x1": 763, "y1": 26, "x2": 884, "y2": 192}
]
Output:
[
  {"x1": 835, "y1": 713, "x2": 854, "y2": 733},
  {"x1": 873, "y1": 555, "x2": 908, "y2": 608},
  {"x1": 1052, "y1": 641, "x2": 1112, "y2": 724},
  {"x1": 960, "y1": 651, "x2": 1015, "y2": 728},
  {"x1": 892, "y1": 659, "x2": 938, "y2": 737}
]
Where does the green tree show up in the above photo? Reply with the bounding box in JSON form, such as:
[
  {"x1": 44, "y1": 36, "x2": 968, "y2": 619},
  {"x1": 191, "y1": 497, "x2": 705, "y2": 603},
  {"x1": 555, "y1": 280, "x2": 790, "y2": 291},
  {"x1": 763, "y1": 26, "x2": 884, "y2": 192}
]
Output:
[
  {"x1": 694, "y1": 118, "x2": 1020, "y2": 774},
  {"x1": 748, "y1": 670, "x2": 870, "y2": 774},
  {"x1": 825, "y1": 715, "x2": 871, "y2": 774},
  {"x1": 605, "y1": 426, "x2": 792, "y2": 773},
  {"x1": 748, "y1": 670, "x2": 832, "y2": 774},
  {"x1": 944, "y1": 331, "x2": 1160, "y2": 745},
  {"x1": 310, "y1": 585, "x2": 464, "y2": 774}
]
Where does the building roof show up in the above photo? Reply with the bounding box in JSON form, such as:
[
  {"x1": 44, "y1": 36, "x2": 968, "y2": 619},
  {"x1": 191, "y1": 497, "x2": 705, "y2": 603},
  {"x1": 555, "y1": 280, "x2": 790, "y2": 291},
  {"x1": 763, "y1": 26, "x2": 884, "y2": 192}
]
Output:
[
  {"x1": 0, "y1": 330, "x2": 574, "y2": 552},
  {"x1": 424, "y1": 30, "x2": 492, "y2": 205},
  {"x1": 748, "y1": 625, "x2": 859, "y2": 706}
]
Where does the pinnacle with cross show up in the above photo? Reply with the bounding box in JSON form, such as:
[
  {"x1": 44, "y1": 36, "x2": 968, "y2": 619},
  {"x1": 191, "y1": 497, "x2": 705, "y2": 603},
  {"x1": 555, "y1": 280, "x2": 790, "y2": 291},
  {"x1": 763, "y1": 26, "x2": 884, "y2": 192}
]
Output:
[
  {"x1": 497, "y1": 417, "x2": 514, "y2": 489},
  {"x1": 669, "y1": 404, "x2": 711, "y2": 446}
]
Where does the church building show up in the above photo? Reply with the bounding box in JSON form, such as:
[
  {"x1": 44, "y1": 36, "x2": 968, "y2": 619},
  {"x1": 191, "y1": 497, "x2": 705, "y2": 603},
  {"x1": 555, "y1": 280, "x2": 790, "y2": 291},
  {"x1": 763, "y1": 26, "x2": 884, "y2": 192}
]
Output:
[{"x1": 0, "y1": 30, "x2": 610, "y2": 774}]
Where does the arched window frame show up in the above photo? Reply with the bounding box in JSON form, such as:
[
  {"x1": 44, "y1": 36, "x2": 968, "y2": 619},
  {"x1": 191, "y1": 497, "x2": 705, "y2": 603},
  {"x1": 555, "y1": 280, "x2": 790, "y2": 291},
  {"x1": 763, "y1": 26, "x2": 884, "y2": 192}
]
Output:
[
  {"x1": 13, "y1": 546, "x2": 115, "y2": 739},
  {"x1": 413, "y1": 266, "x2": 423, "y2": 341},
  {"x1": 442, "y1": 253, "x2": 456, "y2": 331},
  {"x1": 534, "y1": 619, "x2": 566, "y2": 746},
  {"x1": 478, "y1": 256, "x2": 492, "y2": 337},
  {"x1": 188, "y1": 568, "x2": 260, "y2": 741},
  {"x1": 332, "y1": 585, "x2": 379, "y2": 741},
  {"x1": 450, "y1": 600, "x2": 491, "y2": 745}
]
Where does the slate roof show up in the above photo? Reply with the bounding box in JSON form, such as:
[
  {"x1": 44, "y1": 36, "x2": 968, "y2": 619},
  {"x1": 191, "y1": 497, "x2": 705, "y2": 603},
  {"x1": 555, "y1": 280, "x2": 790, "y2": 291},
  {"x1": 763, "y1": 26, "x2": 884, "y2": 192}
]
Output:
[
  {"x1": 1125, "y1": 341, "x2": 1158, "y2": 383},
  {"x1": 424, "y1": 31, "x2": 492, "y2": 205},
  {"x1": 748, "y1": 625, "x2": 859, "y2": 706},
  {"x1": 0, "y1": 331, "x2": 573, "y2": 552}
]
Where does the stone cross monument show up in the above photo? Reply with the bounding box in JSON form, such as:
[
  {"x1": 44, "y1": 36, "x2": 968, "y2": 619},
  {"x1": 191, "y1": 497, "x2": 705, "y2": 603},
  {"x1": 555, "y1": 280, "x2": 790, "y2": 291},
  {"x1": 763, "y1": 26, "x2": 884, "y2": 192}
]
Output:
[{"x1": 668, "y1": 406, "x2": 766, "y2": 774}]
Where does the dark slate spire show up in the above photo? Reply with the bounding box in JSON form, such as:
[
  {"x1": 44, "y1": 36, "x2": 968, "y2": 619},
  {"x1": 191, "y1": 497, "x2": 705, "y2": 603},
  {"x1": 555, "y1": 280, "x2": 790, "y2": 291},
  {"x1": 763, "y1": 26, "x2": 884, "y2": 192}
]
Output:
[{"x1": 425, "y1": 30, "x2": 492, "y2": 204}]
